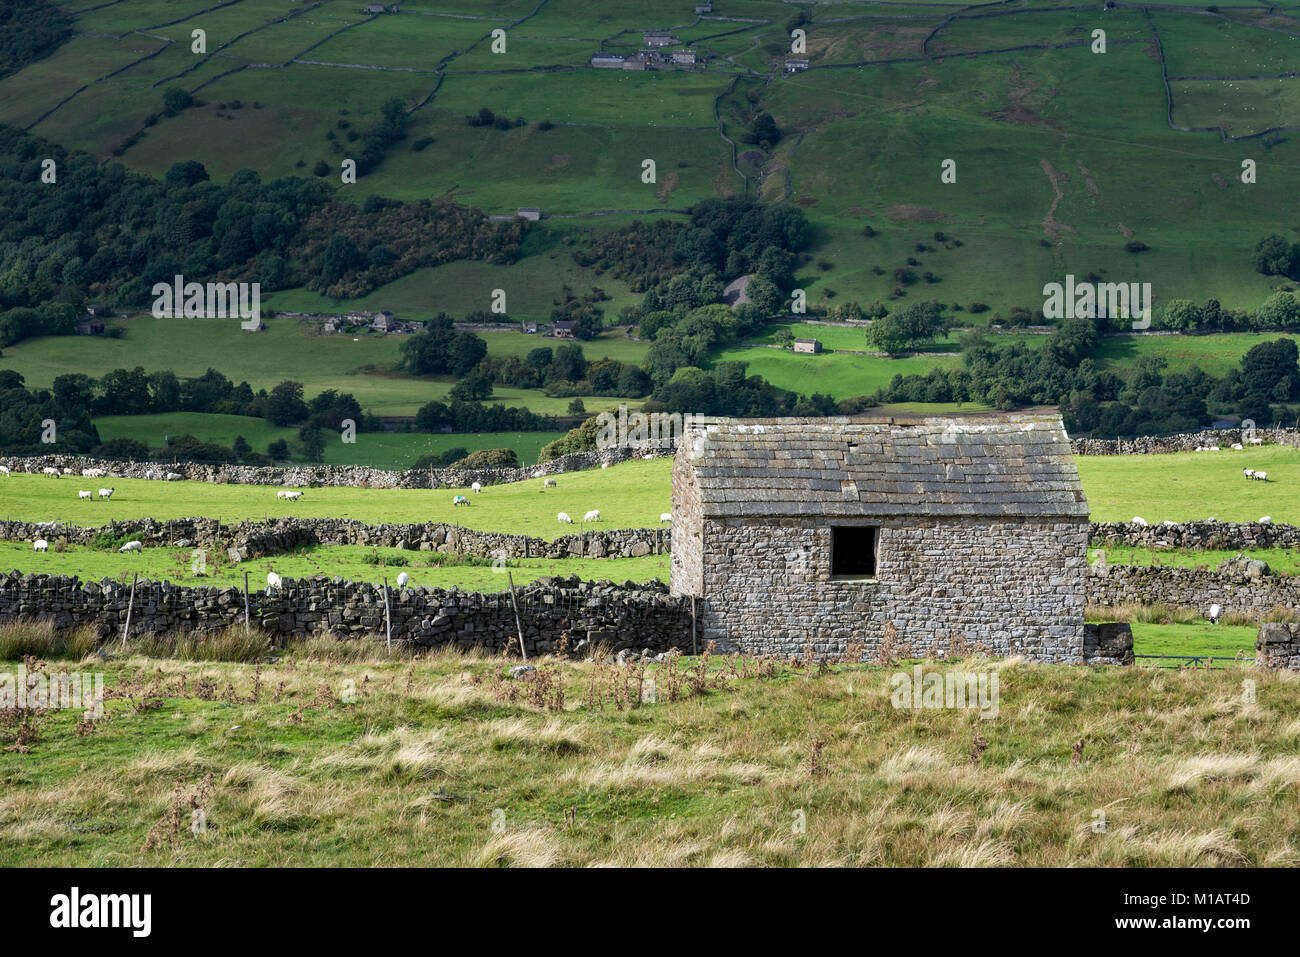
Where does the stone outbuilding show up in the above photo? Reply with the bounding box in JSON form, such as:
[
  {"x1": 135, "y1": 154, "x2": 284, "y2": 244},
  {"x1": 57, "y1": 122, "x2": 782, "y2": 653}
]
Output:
[
  {"x1": 670, "y1": 413, "x2": 1091, "y2": 661},
  {"x1": 793, "y1": 337, "x2": 821, "y2": 354}
]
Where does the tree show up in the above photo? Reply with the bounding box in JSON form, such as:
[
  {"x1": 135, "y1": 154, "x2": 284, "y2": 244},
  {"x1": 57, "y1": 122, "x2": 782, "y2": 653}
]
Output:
[
  {"x1": 232, "y1": 434, "x2": 252, "y2": 460},
  {"x1": 1252, "y1": 234, "x2": 1298, "y2": 278},
  {"x1": 162, "y1": 87, "x2": 193, "y2": 116},
  {"x1": 448, "y1": 331, "x2": 487, "y2": 377},
  {"x1": 568, "y1": 398, "x2": 586, "y2": 414},
  {"x1": 267, "y1": 438, "x2": 290, "y2": 459},
  {"x1": 266, "y1": 380, "x2": 308, "y2": 426},
  {"x1": 1240, "y1": 338, "x2": 1299, "y2": 400},
  {"x1": 866, "y1": 301, "x2": 945, "y2": 354},
  {"x1": 300, "y1": 426, "x2": 326, "y2": 463},
  {"x1": 449, "y1": 372, "x2": 492, "y2": 401}
]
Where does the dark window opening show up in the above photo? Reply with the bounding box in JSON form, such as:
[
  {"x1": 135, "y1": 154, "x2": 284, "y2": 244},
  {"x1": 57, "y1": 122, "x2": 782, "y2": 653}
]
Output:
[{"x1": 831, "y1": 526, "x2": 878, "y2": 578}]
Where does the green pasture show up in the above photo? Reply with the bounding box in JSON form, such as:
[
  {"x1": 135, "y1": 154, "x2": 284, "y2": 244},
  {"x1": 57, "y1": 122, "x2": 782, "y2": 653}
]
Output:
[{"x1": 92, "y1": 413, "x2": 564, "y2": 468}]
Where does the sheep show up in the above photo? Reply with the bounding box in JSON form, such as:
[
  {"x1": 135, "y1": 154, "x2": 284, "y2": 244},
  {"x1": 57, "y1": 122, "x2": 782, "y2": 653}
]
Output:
[
  {"x1": 78, "y1": 490, "x2": 92, "y2": 501},
  {"x1": 557, "y1": 512, "x2": 573, "y2": 524},
  {"x1": 1207, "y1": 445, "x2": 1220, "y2": 452},
  {"x1": 583, "y1": 509, "x2": 600, "y2": 523},
  {"x1": 41, "y1": 467, "x2": 60, "y2": 478},
  {"x1": 660, "y1": 512, "x2": 672, "y2": 523},
  {"x1": 266, "y1": 572, "x2": 281, "y2": 593},
  {"x1": 396, "y1": 572, "x2": 409, "y2": 589},
  {"x1": 165, "y1": 472, "x2": 183, "y2": 482},
  {"x1": 98, "y1": 487, "x2": 114, "y2": 500},
  {"x1": 1255, "y1": 471, "x2": 1268, "y2": 482},
  {"x1": 453, "y1": 495, "x2": 470, "y2": 506},
  {"x1": 276, "y1": 490, "x2": 288, "y2": 499},
  {"x1": 1244, "y1": 468, "x2": 1255, "y2": 479},
  {"x1": 1231, "y1": 443, "x2": 1243, "y2": 451},
  {"x1": 33, "y1": 539, "x2": 47, "y2": 552},
  {"x1": 1208, "y1": 603, "x2": 1222, "y2": 625},
  {"x1": 544, "y1": 478, "x2": 557, "y2": 487},
  {"x1": 1260, "y1": 516, "x2": 1272, "y2": 525},
  {"x1": 283, "y1": 490, "x2": 302, "y2": 501},
  {"x1": 601, "y1": 462, "x2": 609, "y2": 470},
  {"x1": 1131, "y1": 516, "x2": 1147, "y2": 526},
  {"x1": 119, "y1": 541, "x2": 142, "y2": 553},
  {"x1": 61, "y1": 468, "x2": 72, "y2": 475},
  {"x1": 0, "y1": 466, "x2": 8, "y2": 476},
  {"x1": 471, "y1": 482, "x2": 482, "y2": 494}
]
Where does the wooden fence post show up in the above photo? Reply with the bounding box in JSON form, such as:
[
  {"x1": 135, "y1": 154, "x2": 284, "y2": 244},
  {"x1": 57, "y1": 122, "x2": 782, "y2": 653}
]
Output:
[
  {"x1": 382, "y1": 578, "x2": 392, "y2": 652},
  {"x1": 120, "y1": 572, "x2": 138, "y2": 649},
  {"x1": 507, "y1": 572, "x2": 527, "y2": 662}
]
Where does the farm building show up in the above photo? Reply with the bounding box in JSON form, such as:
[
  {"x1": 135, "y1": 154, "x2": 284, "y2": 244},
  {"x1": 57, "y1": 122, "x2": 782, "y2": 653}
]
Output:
[
  {"x1": 622, "y1": 58, "x2": 648, "y2": 71},
  {"x1": 793, "y1": 337, "x2": 822, "y2": 354},
  {"x1": 521, "y1": 320, "x2": 539, "y2": 334},
  {"x1": 644, "y1": 33, "x2": 679, "y2": 47},
  {"x1": 517, "y1": 207, "x2": 542, "y2": 221},
  {"x1": 671, "y1": 50, "x2": 698, "y2": 66},
  {"x1": 75, "y1": 319, "x2": 105, "y2": 336},
  {"x1": 591, "y1": 53, "x2": 626, "y2": 68},
  {"x1": 552, "y1": 319, "x2": 579, "y2": 338},
  {"x1": 670, "y1": 413, "x2": 1090, "y2": 661},
  {"x1": 696, "y1": 2, "x2": 713, "y2": 12},
  {"x1": 784, "y1": 58, "x2": 810, "y2": 72}
]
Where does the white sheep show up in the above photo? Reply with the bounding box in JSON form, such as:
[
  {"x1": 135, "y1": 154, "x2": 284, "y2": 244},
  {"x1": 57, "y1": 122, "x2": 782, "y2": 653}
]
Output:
[
  {"x1": 1208, "y1": 603, "x2": 1222, "y2": 625},
  {"x1": 1244, "y1": 468, "x2": 1255, "y2": 479},
  {"x1": 1255, "y1": 471, "x2": 1268, "y2": 482},
  {"x1": 266, "y1": 572, "x2": 281, "y2": 593},
  {"x1": 276, "y1": 490, "x2": 287, "y2": 499},
  {"x1": 283, "y1": 490, "x2": 302, "y2": 501},
  {"x1": 165, "y1": 472, "x2": 183, "y2": 482},
  {"x1": 396, "y1": 572, "x2": 409, "y2": 588},
  {"x1": 119, "y1": 541, "x2": 142, "y2": 553},
  {"x1": 42, "y1": 467, "x2": 59, "y2": 478},
  {"x1": 61, "y1": 468, "x2": 72, "y2": 475},
  {"x1": 1231, "y1": 443, "x2": 1243, "y2": 450},
  {"x1": 453, "y1": 495, "x2": 469, "y2": 506},
  {"x1": 557, "y1": 512, "x2": 573, "y2": 524},
  {"x1": 600, "y1": 462, "x2": 609, "y2": 470},
  {"x1": 33, "y1": 539, "x2": 47, "y2": 552},
  {"x1": 1131, "y1": 516, "x2": 1147, "y2": 526},
  {"x1": 98, "y1": 487, "x2": 114, "y2": 500},
  {"x1": 0, "y1": 466, "x2": 8, "y2": 476},
  {"x1": 471, "y1": 482, "x2": 482, "y2": 494},
  {"x1": 1207, "y1": 445, "x2": 1220, "y2": 452},
  {"x1": 583, "y1": 509, "x2": 600, "y2": 523},
  {"x1": 660, "y1": 512, "x2": 672, "y2": 523},
  {"x1": 78, "y1": 490, "x2": 92, "y2": 501},
  {"x1": 544, "y1": 478, "x2": 557, "y2": 487},
  {"x1": 1260, "y1": 516, "x2": 1272, "y2": 524}
]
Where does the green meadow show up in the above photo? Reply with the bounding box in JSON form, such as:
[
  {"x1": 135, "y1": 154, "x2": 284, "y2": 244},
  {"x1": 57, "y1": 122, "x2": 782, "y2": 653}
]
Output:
[{"x1": 93, "y1": 413, "x2": 564, "y2": 468}]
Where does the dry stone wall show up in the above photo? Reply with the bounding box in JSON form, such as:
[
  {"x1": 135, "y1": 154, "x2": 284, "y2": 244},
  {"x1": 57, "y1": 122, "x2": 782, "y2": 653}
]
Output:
[
  {"x1": 0, "y1": 573, "x2": 692, "y2": 656},
  {"x1": 0, "y1": 444, "x2": 673, "y2": 489},
  {"x1": 1070, "y1": 428, "x2": 1298, "y2": 455},
  {"x1": 1257, "y1": 623, "x2": 1300, "y2": 670},
  {"x1": 1087, "y1": 564, "x2": 1300, "y2": 616},
  {"x1": 1091, "y1": 520, "x2": 1299, "y2": 550}
]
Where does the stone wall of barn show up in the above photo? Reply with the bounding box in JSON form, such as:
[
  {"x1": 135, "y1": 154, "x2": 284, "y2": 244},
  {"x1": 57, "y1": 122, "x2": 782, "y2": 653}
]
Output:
[
  {"x1": 669, "y1": 451, "x2": 705, "y2": 596},
  {"x1": 695, "y1": 516, "x2": 1090, "y2": 662}
]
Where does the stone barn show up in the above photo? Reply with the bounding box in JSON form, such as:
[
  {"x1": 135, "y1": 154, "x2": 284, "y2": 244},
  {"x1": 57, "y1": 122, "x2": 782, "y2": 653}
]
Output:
[{"x1": 670, "y1": 413, "x2": 1091, "y2": 661}]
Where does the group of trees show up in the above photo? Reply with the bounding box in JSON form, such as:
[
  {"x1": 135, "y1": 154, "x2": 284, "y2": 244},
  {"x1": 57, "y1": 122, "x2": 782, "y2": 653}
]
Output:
[
  {"x1": 0, "y1": 1, "x2": 71, "y2": 80},
  {"x1": 0, "y1": 126, "x2": 527, "y2": 337}
]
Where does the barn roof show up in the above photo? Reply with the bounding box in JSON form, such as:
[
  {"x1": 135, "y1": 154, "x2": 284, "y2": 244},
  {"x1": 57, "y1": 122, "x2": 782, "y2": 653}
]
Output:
[{"x1": 678, "y1": 413, "x2": 1088, "y2": 519}]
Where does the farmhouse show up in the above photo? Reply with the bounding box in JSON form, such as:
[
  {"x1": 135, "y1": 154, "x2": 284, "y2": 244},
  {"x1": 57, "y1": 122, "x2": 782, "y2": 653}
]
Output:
[
  {"x1": 552, "y1": 319, "x2": 579, "y2": 338},
  {"x1": 671, "y1": 50, "x2": 698, "y2": 66},
  {"x1": 793, "y1": 337, "x2": 822, "y2": 354},
  {"x1": 670, "y1": 413, "x2": 1090, "y2": 661}
]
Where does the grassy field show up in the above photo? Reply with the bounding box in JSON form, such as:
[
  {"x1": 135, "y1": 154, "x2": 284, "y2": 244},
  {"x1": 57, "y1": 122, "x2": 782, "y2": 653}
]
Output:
[
  {"x1": 0, "y1": 0, "x2": 1292, "y2": 313},
  {"x1": 5, "y1": 445, "x2": 1299, "y2": 531},
  {"x1": 1075, "y1": 445, "x2": 1300, "y2": 526},
  {"x1": 1, "y1": 638, "x2": 1293, "y2": 866},
  {"x1": 0, "y1": 541, "x2": 668, "y2": 592},
  {"x1": 94, "y1": 414, "x2": 564, "y2": 468},
  {"x1": 0, "y1": 458, "x2": 675, "y2": 536},
  {"x1": 0, "y1": 316, "x2": 639, "y2": 418}
]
